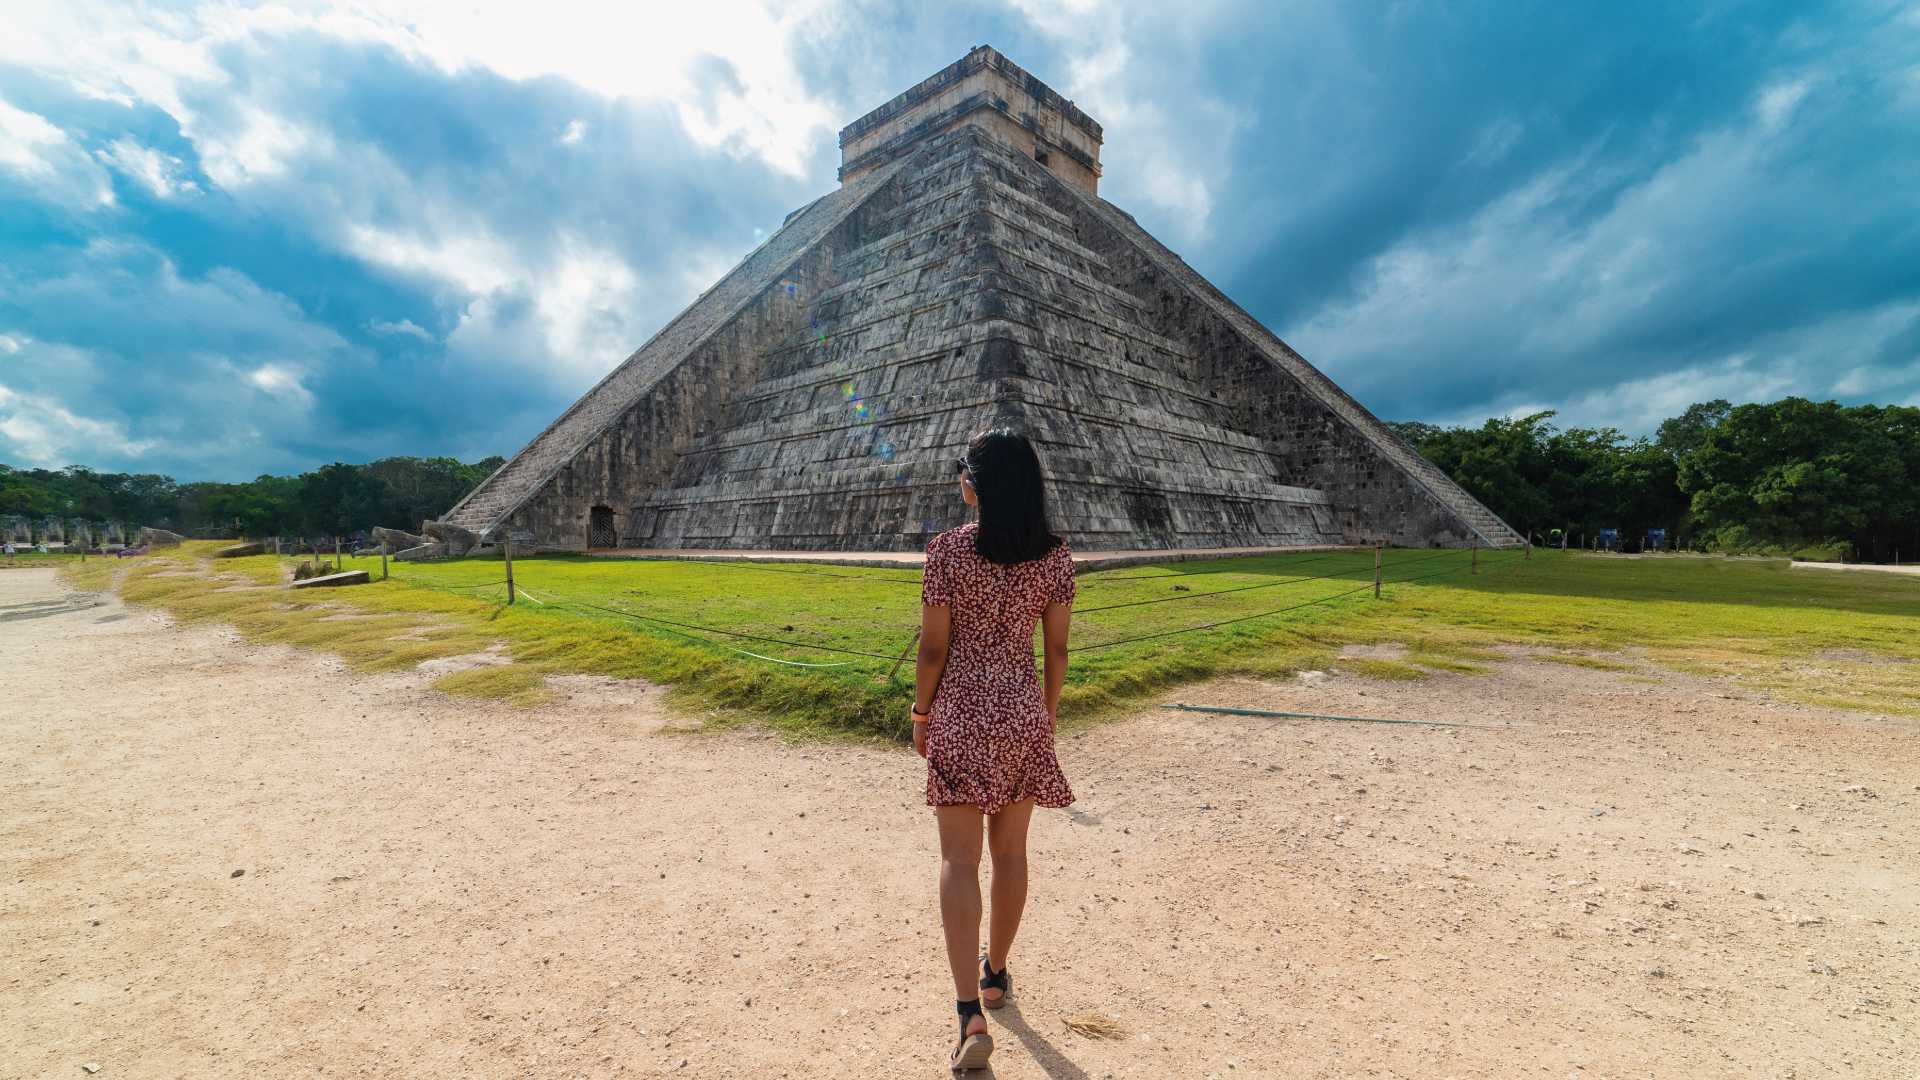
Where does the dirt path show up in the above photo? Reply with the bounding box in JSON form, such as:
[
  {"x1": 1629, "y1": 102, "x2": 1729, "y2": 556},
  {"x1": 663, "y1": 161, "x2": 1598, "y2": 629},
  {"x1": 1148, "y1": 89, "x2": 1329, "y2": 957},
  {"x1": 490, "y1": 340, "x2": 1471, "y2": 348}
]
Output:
[{"x1": 4, "y1": 567, "x2": 1916, "y2": 1079}]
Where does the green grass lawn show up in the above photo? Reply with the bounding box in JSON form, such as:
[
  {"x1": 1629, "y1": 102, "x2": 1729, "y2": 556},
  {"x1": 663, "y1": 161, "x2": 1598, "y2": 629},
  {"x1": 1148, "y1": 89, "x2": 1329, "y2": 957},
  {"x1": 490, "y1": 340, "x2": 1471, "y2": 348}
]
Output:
[{"x1": 63, "y1": 542, "x2": 1920, "y2": 738}]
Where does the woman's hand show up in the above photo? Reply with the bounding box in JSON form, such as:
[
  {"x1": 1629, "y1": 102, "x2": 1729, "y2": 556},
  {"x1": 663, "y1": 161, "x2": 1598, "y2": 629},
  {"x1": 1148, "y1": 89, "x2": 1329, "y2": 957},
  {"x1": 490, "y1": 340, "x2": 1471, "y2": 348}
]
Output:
[{"x1": 912, "y1": 715, "x2": 929, "y2": 758}]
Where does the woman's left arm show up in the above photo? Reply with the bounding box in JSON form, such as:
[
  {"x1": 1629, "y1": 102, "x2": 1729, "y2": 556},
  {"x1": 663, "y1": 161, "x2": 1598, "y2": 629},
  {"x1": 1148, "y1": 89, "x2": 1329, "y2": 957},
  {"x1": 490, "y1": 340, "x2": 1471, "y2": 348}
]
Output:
[
  {"x1": 912, "y1": 601, "x2": 951, "y2": 758},
  {"x1": 1040, "y1": 600, "x2": 1070, "y2": 727}
]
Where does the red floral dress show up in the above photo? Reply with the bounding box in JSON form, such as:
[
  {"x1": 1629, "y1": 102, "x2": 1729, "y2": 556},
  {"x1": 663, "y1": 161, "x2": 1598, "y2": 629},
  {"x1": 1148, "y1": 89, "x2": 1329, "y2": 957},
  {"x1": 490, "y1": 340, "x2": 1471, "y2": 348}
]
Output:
[{"x1": 921, "y1": 522, "x2": 1077, "y2": 815}]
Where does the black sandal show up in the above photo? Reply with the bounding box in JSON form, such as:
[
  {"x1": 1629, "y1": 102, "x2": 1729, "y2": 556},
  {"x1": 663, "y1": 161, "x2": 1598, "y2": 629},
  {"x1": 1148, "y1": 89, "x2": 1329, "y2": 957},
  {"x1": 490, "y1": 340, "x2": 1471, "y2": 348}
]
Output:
[
  {"x1": 978, "y1": 956, "x2": 1012, "y2": 1010},
  {"x1": 950, "y1": 997, "x2": 993, "y2": 1071}
]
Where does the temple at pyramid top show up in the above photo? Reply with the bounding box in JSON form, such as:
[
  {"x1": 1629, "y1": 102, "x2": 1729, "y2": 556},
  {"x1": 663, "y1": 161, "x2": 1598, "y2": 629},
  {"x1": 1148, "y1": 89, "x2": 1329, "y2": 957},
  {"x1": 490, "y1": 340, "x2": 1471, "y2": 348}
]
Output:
[
  {"x1": 838, "y1": 45, "x2": 1103, "y2": 195},
  {"x1": 433, "y1": 47, "x2": 1521, "y2": 557}
]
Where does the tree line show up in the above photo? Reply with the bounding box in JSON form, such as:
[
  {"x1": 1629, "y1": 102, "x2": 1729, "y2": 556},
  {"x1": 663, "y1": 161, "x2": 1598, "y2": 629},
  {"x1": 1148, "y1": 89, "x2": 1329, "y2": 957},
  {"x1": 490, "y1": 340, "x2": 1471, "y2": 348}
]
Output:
[
  {"x1": 0, "y1": 456, "x2": 504, "y2": 540},
  {"x1": 5, "y1": 394, "x2": 1915, "y2": 560},
  {"x1": 1390, "y1": 397, "x2": 1920, "y2": 562}
]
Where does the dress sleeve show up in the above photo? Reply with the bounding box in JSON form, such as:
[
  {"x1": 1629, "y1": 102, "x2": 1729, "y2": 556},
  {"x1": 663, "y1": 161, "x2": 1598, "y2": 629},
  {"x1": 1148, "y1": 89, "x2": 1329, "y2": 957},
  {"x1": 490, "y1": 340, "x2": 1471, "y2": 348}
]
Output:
[
  {"x1": 921, "y1": 536, "x2": 953, "y2": 607},
  {"x1": 1048, "y1": 543, "x2": 1077, "y2": 607}
]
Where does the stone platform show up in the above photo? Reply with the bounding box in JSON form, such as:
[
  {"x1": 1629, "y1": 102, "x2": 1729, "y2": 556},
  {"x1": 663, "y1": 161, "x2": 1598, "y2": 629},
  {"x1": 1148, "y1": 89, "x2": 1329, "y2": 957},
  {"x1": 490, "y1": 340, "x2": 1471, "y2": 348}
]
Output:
[{"x1": 585, "y1": 543, "x2": 1366, "y2": 573}]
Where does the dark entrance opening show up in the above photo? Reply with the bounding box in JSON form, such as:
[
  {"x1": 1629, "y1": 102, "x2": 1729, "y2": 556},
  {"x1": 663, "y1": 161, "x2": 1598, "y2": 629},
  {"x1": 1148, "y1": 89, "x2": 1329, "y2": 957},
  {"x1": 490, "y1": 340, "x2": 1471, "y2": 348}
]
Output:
[{"x1": 588, "y1": 506, "x2": 617, "y2": 549}]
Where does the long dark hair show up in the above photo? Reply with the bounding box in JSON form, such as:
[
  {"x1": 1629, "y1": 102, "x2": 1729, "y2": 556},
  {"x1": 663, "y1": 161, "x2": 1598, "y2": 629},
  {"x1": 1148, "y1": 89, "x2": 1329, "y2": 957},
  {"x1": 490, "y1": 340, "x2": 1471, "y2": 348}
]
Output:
[{"x1": 963, "y1": 428, "x2": 1061, "y2": 565}]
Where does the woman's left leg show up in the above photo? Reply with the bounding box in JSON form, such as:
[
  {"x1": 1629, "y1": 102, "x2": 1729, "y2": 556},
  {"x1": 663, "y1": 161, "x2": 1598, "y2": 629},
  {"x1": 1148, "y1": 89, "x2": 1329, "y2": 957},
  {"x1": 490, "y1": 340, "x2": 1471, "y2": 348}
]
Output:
[{"x1": 984, "y1": 798, "x2": 1036, "y2": 987}]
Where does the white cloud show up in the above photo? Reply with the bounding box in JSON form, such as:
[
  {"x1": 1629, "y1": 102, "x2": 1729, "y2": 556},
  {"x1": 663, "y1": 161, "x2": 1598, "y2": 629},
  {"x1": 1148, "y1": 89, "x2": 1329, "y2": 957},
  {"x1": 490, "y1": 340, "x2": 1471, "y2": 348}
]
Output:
[
  {"x1": 95, "y1": 137, "x2": 200, "y2": 198},
  {"x1": 1, "y1": 0, "x2": 838, "y2": 180},
  {"x1": 1003, "y1": 2, "x2": 1246, "y2": 243},
  {"x1": 0, "y1": 96, "x2": 114, "y2": 207},
  {"x1": 368, "y1": 317, "x2": 434, "y2": 341},
  {"x1": 1756, "y1": 77, "x2": 1813, "y2": 131},
  {"x1": 343, "y1": 221, "x2": 520, "y2": 297},
  {"x1": 195, "y1": 104, "x2": 315, "y2": 188},
  {"x1": 0, "y1": 381, "x2": 155, "y2": 466},
  {"x1": 558, "y1": 118, "x2": 587, "y2": 146},
  {"x1": 0, "y1": 98, "x2": 67, "y2": 176},
  {"x1": 244, "y1": 362, "x2": 313, "y2": 404}
]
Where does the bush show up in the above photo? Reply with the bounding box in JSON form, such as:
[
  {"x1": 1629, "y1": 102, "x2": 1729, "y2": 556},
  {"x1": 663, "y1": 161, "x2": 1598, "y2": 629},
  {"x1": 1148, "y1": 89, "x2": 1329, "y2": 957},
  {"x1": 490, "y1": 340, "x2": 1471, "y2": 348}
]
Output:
[{"x1": 1788, "y1": 540, "x2": 1854, "y2": 563}]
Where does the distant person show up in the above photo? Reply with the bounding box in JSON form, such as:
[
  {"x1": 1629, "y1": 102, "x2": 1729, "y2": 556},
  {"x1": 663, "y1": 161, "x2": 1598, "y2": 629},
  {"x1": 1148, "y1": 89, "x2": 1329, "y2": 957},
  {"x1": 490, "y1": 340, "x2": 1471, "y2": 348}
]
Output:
[
  {"x1": 912, "y1": 428, "x2": 1076, "y2": 1071},
  {"x1": 4, "y1": 540, "x2": 15, "y2": 566}
]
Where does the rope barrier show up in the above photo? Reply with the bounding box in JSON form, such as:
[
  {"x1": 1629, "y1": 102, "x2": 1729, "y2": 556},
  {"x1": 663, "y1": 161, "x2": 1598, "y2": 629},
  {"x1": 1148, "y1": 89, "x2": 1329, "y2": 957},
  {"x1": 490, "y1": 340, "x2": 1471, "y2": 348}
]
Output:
[
  {"x1": 560, "y1": 600, "x2": 870, "y2": 668},
  {"x1": 1160, "y1": 703, "x2": 1469, "y2": 728},
  {"x1": 1077, "y1": 548, "x2": 1353, "y2": 583},
  {"x1": 1069, "y1": 550, "x2": 1522, "y2": 654},
  {"x1": 1071, "y1": 547, "x2": 1462, "y2": 614},
  {"x1": 429, "y1": 578, "x2": 511, "y2": 591},
  {"x1": 601, "y1": 557, "x2": 922, "y2": 586},
  {"x1": 379, "y1": 546, "x2": 1528, "y2": 670},
  {"x1": 558, "y1": 597, "x2": 904, "y2": 662}
]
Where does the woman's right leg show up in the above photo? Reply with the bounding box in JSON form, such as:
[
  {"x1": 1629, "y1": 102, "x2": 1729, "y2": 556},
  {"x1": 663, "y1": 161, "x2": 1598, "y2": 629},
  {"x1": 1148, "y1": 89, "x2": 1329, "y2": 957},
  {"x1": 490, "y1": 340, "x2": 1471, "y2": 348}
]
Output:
[{"x1": 935, "y1": 804, "x2": 988, "y2": 1034}]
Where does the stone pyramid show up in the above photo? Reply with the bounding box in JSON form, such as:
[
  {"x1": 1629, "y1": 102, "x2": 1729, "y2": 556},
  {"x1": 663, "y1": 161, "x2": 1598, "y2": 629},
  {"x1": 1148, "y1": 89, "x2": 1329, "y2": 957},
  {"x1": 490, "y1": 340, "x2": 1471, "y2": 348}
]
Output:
[{"x1": 438, "y1": 46, "x2": 1521, "y2": 553}]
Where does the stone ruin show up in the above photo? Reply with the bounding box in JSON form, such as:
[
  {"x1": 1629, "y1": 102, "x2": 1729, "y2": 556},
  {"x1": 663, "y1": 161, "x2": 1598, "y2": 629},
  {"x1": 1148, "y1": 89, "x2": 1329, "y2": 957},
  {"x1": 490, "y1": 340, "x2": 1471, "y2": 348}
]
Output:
[{"x1": 437, "y1": 46, "x2": 1521, "y2": 554}]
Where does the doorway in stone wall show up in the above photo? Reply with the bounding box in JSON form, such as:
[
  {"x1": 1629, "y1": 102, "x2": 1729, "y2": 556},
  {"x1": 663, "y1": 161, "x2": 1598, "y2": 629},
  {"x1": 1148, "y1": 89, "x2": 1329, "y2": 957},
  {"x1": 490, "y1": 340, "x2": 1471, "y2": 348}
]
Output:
[{"x1": 588, "y1": 506, "x2": 617, "y2": 549}]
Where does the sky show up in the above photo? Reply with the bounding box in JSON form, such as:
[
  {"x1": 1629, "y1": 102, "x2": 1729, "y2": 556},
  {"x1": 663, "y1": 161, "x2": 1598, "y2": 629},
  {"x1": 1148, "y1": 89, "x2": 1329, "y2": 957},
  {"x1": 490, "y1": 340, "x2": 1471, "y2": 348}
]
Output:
[{"x1": 1, "y1": 1, "x2": 1917, "y2": 481}]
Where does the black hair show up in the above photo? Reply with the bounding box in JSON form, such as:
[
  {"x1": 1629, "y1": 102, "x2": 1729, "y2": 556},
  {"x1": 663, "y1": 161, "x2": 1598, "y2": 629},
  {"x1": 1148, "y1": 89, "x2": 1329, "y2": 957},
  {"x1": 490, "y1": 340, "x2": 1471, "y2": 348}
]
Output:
[{"x1": 962, "y1": 428, "x2": 1061, "y2": 565}]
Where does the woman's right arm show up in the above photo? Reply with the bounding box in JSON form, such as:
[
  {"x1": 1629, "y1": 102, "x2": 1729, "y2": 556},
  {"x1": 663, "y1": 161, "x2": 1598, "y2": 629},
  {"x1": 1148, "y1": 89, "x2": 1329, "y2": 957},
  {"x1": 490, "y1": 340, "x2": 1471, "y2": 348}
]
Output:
[{"x1": 912, "y1": 601, "x2": 951, "y2": 757}]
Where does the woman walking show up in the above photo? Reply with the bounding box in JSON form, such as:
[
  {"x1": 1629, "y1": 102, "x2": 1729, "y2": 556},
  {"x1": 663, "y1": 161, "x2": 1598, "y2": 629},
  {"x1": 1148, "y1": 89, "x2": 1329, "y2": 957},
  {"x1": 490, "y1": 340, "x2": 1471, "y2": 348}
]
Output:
[{"x1": 912, "y1": 428, "x2": 1076, "y2": 1071}]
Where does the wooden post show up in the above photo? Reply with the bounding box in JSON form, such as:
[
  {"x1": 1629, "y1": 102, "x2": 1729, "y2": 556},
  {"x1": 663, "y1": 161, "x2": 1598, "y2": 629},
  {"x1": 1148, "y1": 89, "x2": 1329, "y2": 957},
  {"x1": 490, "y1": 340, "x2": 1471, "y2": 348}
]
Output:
[
  {"x1": 1525, "y1": 532, "x2": 1532, "y2": 560},
  {"x1": 888, "y1": 629, "x2": 921, "y2": 682},
  {"x1": 381, "y1": 546, "x2": 389, "y2": 581},
  {"x1": 503, "y1": 534, "x2": 515, "y2": 605},
  {"x1": 334, "y1": 535, "x2": 341, "y2": 572},
  {"x1": 1373, "y1": 542, "x2": 1382, "y2": 599}
]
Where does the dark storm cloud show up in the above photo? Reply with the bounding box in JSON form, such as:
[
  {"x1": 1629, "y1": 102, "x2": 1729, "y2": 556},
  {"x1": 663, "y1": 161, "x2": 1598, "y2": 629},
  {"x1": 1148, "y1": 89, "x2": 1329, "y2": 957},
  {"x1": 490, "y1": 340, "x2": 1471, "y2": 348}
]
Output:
[{"x1": 1, "y1": 2, "x2": 1915, "y2": 481}]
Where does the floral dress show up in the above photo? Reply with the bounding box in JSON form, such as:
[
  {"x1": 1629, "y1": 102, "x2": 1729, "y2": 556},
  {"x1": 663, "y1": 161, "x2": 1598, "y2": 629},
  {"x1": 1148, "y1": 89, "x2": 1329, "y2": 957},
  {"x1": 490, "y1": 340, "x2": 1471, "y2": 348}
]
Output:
[{"x1": 921, "y1": 522, "x2": 1077, "y2": 815}]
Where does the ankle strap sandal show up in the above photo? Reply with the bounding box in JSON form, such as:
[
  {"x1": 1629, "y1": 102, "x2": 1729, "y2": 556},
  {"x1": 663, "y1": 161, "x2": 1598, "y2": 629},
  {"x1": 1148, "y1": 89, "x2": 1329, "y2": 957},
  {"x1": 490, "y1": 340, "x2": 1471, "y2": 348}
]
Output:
[
  {"x1": 950, "y1": 997, "x2": 993, "y2": 1071},
  {"x1": 978, "y1": 956, "x2": 1012, "y2": 1010}
]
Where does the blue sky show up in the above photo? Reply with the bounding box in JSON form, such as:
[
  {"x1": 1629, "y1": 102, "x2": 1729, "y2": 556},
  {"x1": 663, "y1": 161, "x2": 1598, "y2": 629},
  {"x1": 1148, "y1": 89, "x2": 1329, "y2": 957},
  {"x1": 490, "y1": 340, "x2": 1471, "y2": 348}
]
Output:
[{"x1": 2, "y1": 1, "x2": 1916, "y2": 481}]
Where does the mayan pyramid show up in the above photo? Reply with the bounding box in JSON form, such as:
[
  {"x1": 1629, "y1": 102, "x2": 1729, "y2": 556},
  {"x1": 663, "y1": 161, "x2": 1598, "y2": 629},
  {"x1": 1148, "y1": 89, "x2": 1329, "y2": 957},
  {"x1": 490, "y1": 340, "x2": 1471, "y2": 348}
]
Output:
[{"x1": 438, "y1": 46, "x2": 1521, "y2": 553}]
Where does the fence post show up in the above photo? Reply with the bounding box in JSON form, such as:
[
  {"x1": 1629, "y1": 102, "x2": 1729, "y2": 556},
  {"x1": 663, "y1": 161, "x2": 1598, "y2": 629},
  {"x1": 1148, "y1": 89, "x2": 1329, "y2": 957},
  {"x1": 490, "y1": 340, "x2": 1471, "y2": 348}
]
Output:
[
  {"x1": 1525, "y1": 532, "x2": 1533, "y2": 560},
  {"x1": 503, "y1": 534, "x2": 515, "y2": 605},
  {"x1": 888, "y1": 629, "x2": 921, "y2": 682},
  {"x1": 1373, "y1": 542, "x2": 1382, "y2": 599},
  {"x1": 334, "y1": 535, "x2": 341, "y2": 571}
]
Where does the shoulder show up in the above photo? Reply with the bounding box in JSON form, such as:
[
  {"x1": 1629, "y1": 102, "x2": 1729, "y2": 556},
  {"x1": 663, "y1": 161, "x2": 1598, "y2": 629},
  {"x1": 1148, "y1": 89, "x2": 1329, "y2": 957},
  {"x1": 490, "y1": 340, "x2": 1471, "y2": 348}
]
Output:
[{"x1": 927, "y1": 523, "x2": 978, "y2": 557}]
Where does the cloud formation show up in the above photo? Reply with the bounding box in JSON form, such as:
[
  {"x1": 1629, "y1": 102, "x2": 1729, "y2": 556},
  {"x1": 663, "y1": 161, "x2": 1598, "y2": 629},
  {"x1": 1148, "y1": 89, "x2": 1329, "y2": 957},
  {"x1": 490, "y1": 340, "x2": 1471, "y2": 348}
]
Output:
[{"x1": 0, "y1": 0, "x2": 1914, "y2": 481}]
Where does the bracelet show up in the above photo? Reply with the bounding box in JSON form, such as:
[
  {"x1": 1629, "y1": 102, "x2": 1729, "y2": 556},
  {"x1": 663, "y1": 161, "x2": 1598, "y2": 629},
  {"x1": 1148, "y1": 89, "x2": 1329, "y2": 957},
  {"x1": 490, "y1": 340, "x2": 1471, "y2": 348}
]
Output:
[{"x1": 911, "y1": 705, "x2": 930, "y2": 718}]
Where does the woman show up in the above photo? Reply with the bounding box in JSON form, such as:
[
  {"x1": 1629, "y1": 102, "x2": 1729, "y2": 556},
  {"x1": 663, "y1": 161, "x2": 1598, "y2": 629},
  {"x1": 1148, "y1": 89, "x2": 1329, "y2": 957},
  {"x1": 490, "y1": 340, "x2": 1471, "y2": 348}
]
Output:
[{"x1": 911, "y1": 428, "x2": 1076, "y2": 1071}]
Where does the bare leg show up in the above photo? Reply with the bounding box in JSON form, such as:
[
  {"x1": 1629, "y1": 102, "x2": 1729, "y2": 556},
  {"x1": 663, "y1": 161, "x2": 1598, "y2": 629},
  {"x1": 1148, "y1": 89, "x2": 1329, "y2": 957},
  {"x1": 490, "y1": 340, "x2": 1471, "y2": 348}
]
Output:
[
  {"x1": 984, "y1": 798, "x2": 1035, "y2": 1001},
  {"x1": 935, "y1": 806, "x2": 989, "y2": 1040}
]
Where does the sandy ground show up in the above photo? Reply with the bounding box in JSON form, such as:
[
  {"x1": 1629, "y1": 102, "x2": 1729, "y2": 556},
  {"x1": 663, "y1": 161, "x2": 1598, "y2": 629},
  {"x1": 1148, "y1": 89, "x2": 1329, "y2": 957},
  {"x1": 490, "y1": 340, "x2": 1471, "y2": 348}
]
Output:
[{"x1": 3, "y1": 566, "x2": 1917, "y2": 1080}]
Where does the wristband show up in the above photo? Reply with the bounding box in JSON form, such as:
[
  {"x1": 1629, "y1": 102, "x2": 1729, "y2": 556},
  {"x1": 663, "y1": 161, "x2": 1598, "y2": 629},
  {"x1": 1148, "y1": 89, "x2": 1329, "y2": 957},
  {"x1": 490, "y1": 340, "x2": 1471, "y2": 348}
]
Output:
[{"x1": 911, "y1": 704, "x2": 930, "y2": 719}]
